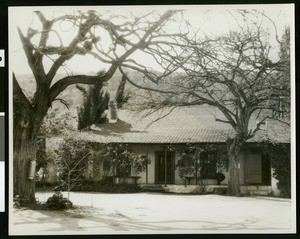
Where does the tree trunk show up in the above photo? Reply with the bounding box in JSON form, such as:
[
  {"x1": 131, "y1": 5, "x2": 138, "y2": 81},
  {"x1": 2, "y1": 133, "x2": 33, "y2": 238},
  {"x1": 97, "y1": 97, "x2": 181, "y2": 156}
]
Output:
[
  {"x1": 13, "y1": 113, "x2": 43, "y2": 205},
  {"x1": 226, "y1": 136, "x2": 244, "y2": 196}
]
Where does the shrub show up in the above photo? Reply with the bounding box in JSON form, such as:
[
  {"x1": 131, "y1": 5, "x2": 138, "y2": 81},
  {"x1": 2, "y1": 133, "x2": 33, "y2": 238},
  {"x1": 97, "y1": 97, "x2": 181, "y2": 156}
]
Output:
[
  {"x1": 269, "y1": 143, "x2": 290, "y2": 198},
  {"x1": 36, "y1": 180, "x2": 58, "y2": 188},
  {"x1": 107, "y1": 183, "x2": 142, "y2": 193},
  {"x1": 72, "y1": 178, "x2": 142, "y2": 193},
  {"x1": 53, "y1": 141, "x2": 147, "y2": 195},
  {"x1": 177, "y1": 144, "x2": 228, "y2": 181},
  {"x1": 263, "y1": 142, "x2": 291, "y2": 198},
  {"x1": 46, "y1": 192, "x2": 73, "y2": 210}
]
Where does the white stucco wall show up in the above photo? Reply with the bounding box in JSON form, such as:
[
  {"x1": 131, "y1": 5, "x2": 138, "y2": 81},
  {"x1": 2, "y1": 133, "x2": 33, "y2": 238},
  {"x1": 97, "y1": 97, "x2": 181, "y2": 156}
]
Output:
[{"x1": 43, "y1": 139, "x2": 280, "y2": 196}]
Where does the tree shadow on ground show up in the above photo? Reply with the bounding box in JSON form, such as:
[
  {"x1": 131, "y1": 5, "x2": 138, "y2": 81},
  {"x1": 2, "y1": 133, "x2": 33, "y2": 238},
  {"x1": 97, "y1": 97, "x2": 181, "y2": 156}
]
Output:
[{"x1": 12, "y1": 206, "x2": 289, "y2": 234}]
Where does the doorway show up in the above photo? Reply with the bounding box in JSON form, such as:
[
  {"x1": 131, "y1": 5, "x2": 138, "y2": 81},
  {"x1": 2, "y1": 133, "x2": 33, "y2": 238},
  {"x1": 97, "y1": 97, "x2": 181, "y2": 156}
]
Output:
[{"x1": 155, "y1": 151, "x2": 175, "y2": 184}]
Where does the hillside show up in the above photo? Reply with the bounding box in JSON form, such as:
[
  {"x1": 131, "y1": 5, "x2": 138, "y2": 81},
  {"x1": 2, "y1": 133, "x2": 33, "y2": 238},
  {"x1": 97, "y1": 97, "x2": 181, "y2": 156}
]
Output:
[{"x1": 15, "y1": 70, "x2": 155, "y2": 135}]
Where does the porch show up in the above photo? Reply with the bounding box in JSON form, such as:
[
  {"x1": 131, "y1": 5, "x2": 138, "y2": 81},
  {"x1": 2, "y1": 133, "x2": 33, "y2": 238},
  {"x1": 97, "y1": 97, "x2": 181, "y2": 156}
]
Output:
[
  {"x1": 141, "y1": 184, "x2": 274, "y2": 196},
  {"x1": 140, "y1": 184, "x2": 227, "y2": 194}
]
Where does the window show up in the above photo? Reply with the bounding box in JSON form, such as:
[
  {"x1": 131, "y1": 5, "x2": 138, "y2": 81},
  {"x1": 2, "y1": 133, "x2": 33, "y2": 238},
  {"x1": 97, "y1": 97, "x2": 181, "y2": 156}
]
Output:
[
  {"x1": 244, "y1": 150, "x2": 271, "y2": 185},
  {"x1": 199, "y1": 152, "x2": 217, "y2": 179}
]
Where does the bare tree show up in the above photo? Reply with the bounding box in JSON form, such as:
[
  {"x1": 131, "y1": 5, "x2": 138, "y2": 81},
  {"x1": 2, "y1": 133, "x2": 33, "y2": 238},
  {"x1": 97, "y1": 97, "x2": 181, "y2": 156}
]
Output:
[
  {"x1": 13, "y1": 9, "x2": 182, "y2": 204},
  {"x1": 119, "y1": 11, "x2": 290, "y2": 196}
]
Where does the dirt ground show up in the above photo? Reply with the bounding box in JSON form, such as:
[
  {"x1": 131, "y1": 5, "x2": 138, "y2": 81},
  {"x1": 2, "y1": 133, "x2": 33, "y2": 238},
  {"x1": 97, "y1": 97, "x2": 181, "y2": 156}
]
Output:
[{"x1": 10, "y1": 191, "x2": 294, "y2": 235}]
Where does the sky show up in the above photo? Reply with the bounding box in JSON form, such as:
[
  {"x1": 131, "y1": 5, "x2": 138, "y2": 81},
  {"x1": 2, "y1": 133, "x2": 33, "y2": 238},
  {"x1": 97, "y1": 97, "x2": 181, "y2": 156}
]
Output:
[{"x1": 9, "y1": 4, "x2": 294, "y2": 75}]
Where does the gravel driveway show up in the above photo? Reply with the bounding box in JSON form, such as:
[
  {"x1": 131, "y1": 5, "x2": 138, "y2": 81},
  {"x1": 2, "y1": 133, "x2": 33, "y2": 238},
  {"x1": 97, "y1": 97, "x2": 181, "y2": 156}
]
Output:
[{"x1": 10, "y1": 191, "x2": 294, "y2": 235}]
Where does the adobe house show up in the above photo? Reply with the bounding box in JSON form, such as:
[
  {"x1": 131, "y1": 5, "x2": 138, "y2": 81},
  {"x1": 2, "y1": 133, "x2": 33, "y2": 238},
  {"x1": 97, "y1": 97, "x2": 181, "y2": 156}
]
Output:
[{"x1": 45, "y1": 102, "x2": 290, "y2": 196}]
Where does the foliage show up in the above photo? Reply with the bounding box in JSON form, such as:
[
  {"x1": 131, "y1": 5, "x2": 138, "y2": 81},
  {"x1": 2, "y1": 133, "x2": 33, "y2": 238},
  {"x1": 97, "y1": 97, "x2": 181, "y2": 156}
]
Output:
[
  {"x1": 35, "y1": 180, "x2": 58, "y2": 188},
  {"x1": 215, "y1": 172, "x2": 225, "y2": 185},
  {"x1": 56, "y1": 138, "x2": 90, "y2": 184},
  {"x1": 263, "y1": 142, "x2": 290, "y2": 198},
  {"x1": 275, "y1": 26, "x2": 290, "y2": 119},
  {"x1": 77, "y1": 80, "x2": 110, "y2": 131},
  {"x1": 72, "y1": 178, "x2": 142, "y2": 193},
  {"x1": 177, "y1": 150, "x2": 197, "y2": 179},
  {"x1": 278, "y1": 27, "x2": 290, "y2": 73},
  {"x1": 46, "y1": 192, "x2": 73, "y2": 210},
  {"x1": 102, "y1": 143, "x2": 148, "y2": 177},
  {"x1": 177, "y1": 144, "x2": 228, "y2": 182},
  {"x1": 54, "y1": 138, "x2": 103, "y2": 199},
  {"x1": 115, "y1": 76, "x2": 130, "y2": 108},
  {"x1": 133, "y1": 155, "x2": 150, "y2": 175},
  {"x1": 36, "y1": 137, "x2": 47, "y2": 176},
  {"x1": 36, "y1": 149, "x2": 59, "y2": 188},
  {"x1": 54, "y1": 140, "x2": 147, "y2": 196},
  {"x1": 40, "y1": 110, "x2": 77, "y2": 135}
]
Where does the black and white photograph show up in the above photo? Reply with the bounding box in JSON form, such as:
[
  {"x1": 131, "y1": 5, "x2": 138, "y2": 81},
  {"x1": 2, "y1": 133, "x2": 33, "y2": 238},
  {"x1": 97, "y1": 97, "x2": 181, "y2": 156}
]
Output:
[{"x1": 8, "y1": 4, "x2": 295, "y2": 235}]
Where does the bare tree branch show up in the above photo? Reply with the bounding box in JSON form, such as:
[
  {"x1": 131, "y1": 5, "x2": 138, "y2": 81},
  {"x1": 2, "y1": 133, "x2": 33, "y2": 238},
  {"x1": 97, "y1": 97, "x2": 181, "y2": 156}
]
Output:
[{"x1": 49, "y1": 74, "x2": 107, "y2": 103}]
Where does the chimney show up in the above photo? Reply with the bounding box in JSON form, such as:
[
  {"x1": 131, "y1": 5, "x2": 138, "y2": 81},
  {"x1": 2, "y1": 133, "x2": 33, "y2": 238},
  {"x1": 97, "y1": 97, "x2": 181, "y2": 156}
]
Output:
[
  {"x1": 108, "y1": 100, "x2": 118, "y2": 123},
  {"x1": 256, "y1": 120, "x2": 268, "y2": 130}
]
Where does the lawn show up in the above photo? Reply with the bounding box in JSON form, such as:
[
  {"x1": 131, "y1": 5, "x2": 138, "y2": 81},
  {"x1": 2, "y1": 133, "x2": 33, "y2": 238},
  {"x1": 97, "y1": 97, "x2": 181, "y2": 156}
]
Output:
[{"x1": 10, "y1": 191, "x2": 294, "y2": 235}]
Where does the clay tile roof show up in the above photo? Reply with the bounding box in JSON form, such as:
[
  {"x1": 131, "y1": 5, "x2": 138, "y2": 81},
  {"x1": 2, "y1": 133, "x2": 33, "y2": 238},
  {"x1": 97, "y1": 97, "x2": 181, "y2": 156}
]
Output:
[{"x1": 74, "y1": 106, "x2": 290, "y2": 144}]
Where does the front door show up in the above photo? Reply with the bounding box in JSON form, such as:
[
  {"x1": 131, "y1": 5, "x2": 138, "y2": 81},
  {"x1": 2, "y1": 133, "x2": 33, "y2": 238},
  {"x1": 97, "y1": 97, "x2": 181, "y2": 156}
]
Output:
[
  {"x1": 155, "y1": 151, "x2": 175, "y2": 184},
  {"x1": 244, "y1": 152, "x2": 262, "y2": 184}
]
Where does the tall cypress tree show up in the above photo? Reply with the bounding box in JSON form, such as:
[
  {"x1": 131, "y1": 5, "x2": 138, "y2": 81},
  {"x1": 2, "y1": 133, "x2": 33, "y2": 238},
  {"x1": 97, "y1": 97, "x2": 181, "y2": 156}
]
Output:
[
  {"x1": 115, "y1": 76, "x2": 130, "y2": 108},
  {"x1": 77, "y1": 82, "x2": 110, "y2": 131}
]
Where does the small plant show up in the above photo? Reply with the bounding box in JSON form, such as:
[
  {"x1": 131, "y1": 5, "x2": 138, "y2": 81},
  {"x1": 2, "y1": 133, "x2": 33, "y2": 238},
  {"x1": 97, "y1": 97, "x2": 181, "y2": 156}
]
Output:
[{"x1": 46, "y1": 192, "x2": 73, "y2": 210}]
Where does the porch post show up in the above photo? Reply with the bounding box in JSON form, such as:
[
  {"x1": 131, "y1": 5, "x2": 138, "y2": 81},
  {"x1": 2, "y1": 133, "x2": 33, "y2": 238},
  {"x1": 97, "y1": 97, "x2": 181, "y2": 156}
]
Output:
[
  {"x1": 164, "y1": 146, "x2": 167, "y2": 187},
  {"x1": 146, "y1": 145, "x2": 148, "y2": 185},
  {"x1": 195, "y1": 148, "x2": 199, "y2": 185}
]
